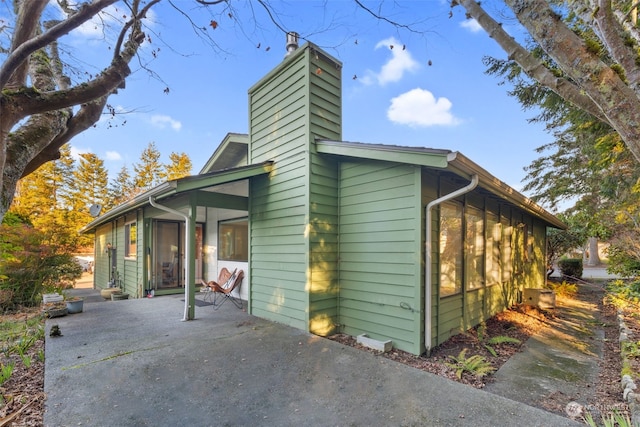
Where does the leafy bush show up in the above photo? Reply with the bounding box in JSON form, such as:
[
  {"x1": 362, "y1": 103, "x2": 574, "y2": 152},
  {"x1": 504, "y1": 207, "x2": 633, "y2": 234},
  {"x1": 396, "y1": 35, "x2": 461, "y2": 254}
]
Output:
[
  {"x1": 546, "y1": 227, "x2": 585, "y2": 277},
  {"x1": 558, "y1": 258, "x2": 583, "y2": 280},
  {"x1": 607, "y1": 279, "x2": 640, "y2": 305},
  {"x1": 0, "y1": 219, "x2": 82, "y2": 311},
  {"x1": 606, "y1": 242, "x2": 640, "y2": 278}
]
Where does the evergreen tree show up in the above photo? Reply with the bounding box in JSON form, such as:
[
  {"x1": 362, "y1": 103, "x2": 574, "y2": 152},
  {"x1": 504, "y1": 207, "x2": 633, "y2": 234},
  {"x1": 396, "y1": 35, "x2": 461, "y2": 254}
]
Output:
[
  {"x1": 10, "y1": 162, "x2": 56, "y2": 228},
  {"x1": 133, "y1": 142, "x2": 165, "y2": 194},
  {"x1": 9, "y1": 145, "x2": 81, "y2": 251},
  {"x1": 69, "y1": 153, "x2": 110, "y2": 248},
  {"x1": 55, "y1": 146, "x2": 77, "y2": 211},
  {"x1": 165, "y1": 152, "x2": 193, "y2": 181},
  {"x1": 75, "y1": 153, "x2": 109, "y2": 210},
  {"x1": 107, "y1": 165, "x2": 135, "y2": 209}
]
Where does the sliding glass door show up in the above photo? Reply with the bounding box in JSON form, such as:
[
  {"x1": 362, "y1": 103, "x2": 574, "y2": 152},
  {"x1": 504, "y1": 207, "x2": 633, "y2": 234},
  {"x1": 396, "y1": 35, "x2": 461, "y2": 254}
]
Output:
[{"x1": 153, "y1": 221, "x2": 203, "y2": 289}]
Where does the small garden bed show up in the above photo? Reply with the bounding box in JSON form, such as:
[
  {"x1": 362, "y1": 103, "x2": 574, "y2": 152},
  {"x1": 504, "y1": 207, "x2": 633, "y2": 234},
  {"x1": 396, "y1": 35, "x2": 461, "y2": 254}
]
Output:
[{"x1": 330, "y1": 280, "x2": 634, "y2": 422}]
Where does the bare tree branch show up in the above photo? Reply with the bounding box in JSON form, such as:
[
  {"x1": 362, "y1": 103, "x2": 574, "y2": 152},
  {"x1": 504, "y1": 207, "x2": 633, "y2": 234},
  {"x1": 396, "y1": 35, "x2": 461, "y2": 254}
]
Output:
[
  {"x1": 22, "y1": 97, "x2": 109, "y2": 177},
  {"x1": 457, "y1": 0, "x2": 609, "y2": 124},
  {"x1": 458, "y1": 0, "x2": 640, "y2": 167},
  {"x1": 195, "y1": 0, "x2": 228, "y2": 4},
  {"x1": 0, "y1": 0, "x2": 120, "y2": 89},
  {"x1": 6, "y1": 0, "x2": 48, "y2": 90},
  {"x1": 592, "y1": 0, "x2": 640, "y2": 90},
  {"x1": 354, "y1": 0, "x2": 420, "y2": 33}
]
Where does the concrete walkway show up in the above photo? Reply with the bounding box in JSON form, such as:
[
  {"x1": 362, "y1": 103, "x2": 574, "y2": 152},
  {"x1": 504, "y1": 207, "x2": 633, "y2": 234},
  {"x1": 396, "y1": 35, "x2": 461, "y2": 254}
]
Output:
[
  {"x1": 485, "y1": 283, "x2": 605, "y2": 419},
  {"x1": 550, "y1": 265, "x2": 621, "y2": 280},
  {"x1": 44, "y1": 290, "x2": 581, "y2": 427}
]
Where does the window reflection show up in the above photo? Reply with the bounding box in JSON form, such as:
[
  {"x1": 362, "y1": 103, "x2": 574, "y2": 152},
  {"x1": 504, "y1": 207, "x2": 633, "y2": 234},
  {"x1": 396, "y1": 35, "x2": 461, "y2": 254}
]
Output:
[
  {"x1": 440, "y1": 202, "x2": 462, "y2": 297},
  {"x1": 465, "y1": 206, "x2": 484, "y2": 291},
  {"x1": 219, "y1": 219, "x2": 248, "y2": 261}
]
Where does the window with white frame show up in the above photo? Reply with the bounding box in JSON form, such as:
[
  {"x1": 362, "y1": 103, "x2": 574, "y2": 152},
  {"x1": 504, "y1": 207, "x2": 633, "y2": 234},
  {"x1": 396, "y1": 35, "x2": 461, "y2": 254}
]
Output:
[{"x1": 125, "y1": 222, "x2": 137, "y2": 258}]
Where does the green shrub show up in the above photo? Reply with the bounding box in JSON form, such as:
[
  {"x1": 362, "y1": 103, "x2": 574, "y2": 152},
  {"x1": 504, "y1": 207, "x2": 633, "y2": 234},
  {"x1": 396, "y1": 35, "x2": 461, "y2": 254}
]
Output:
[
  {"x1": 607, "y1": 279, "x2": 640, "y2": 305},
  {"x1": 606, "y1": 241, "x2": 640, "y2": 278},
  {"x1": 558, "y1": 258, "x2": 583, "y2": 280},
  {"x1": 0, "y1": 221, "x2": 82, "y2": 311}
]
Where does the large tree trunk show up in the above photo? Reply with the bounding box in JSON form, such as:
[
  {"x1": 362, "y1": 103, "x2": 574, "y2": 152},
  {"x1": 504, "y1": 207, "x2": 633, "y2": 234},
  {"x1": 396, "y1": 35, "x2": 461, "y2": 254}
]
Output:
[
  {"x1": 587, "y1": 236, "x2": 601, "y2": 267},
  {"x1": 458, "y1": 0, "x2": 640, "y2": 165},
  {"x1": 0, "y1": 0, "x2": 158, "y2": 223}
]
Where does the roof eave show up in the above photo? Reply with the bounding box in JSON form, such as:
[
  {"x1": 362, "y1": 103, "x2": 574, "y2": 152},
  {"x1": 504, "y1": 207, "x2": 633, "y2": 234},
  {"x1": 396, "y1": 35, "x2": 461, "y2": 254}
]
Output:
[
  {"x1": 447, "y1": 152, "x2": 566, "y2": 229},
  {"x1": 80, "y1": 161, "x2": 274, "y2": 234},
  {"x1": 80, "y1": 181, "x2": 177, "y2": 233},
  {"x1": 316, "y1": 139, "x2": 451, "y2": 168}
]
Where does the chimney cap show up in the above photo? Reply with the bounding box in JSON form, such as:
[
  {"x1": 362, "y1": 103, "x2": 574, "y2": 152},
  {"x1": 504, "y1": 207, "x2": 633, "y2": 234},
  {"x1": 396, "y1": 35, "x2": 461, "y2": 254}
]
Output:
[{"x1": 285, "y1": 31, "x2": 299, "y2": 57}]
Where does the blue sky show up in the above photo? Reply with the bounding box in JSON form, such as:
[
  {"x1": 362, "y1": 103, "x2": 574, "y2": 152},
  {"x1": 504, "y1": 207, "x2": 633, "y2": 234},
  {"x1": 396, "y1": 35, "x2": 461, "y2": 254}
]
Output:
[{"x1": 47, "y1": 1, "x2": 550, "y2": 204}]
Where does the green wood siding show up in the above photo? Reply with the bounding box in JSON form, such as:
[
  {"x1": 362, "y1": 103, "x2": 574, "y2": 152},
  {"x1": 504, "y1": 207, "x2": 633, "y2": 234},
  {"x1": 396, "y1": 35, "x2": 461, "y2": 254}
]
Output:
[
  {"x1": 111, "y1": 211, "x2": 143, "y2": 297},
  {"x1": 115, "y1": 217, "x2": 125, "y2": 290},
  {"x1": 422, "y1": 170, "x2": 439, "y2": 351},
  {"x1": 94, "y1": 224, "x2": 113, "y2": 290},
  {"x1": 307, "y1": 52, "x2": 341, "y2": 335},
  {"x1": 464, "y1": 289, "x2": 485, "y2": 329},
  {"x1": 438, "y1": 295, "x2": 463, "y2": 344},
  {"x1": 308, "y1": 155, "x2": 339, "y2": 336},
  {"x1": 339, "y1": 161, "x2": 422, "y2": 354},
  {"x1": 248, "y1": 44, "x2": 342, "y2": 331},
  {"x1": 250, "y1": 159, "x2": 308, "y2": 329}
]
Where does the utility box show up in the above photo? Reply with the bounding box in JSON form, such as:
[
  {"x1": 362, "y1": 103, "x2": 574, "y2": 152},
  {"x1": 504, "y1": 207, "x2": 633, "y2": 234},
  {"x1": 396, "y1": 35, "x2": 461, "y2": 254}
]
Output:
[
  {"x1": 523, "y1": 288, "x2": 556, "y2": 309},
  {"x1": 357, "y1": 334, "x2": 393, "y2": 353}
]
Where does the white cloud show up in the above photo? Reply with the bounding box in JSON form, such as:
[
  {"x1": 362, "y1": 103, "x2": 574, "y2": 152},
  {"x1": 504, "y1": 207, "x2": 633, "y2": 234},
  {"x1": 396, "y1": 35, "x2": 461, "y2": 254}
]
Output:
[
  {"x1": 68, "y1": 4, "x2": 157, "y2": 38},
  {"x1": 387, "y1": 88, "x2": 460, "y2": 127},
  {"x1": 361, "y1": 37, "x2": 419, "y2": 86},
  {"x1": 69, "y1": 146, "x2": 91, "y2": 160},
  {"x1": 150, "y1": 115, "x2": 182, "y2": 131},
  {"x1": 460, "y1": 19, "x2": 483, "y2": 33},
  {"x1": 105, "y1": 151, "x2": 122, "y2": 161},
  {"x1": 70, "y1": 5, "x2": 123, "y2": 38}
]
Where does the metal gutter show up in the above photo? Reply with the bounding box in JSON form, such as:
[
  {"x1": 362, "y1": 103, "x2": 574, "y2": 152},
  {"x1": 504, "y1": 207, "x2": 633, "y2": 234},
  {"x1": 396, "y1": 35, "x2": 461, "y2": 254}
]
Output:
[
  {"x1": 149, "y1": 197, "x2": 193, "y2": 322},
  {"x1": 424, "y1": 174, "x2": 478, "y2": 355}
]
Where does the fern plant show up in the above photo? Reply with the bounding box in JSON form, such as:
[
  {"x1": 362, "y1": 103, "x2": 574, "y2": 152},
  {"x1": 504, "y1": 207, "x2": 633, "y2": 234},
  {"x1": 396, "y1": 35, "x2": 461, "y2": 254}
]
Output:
[
  {"x1": 476, "y1": 323, "x2": 521, "y2": 357},
  {"x1": 445, "y1": 348, "x2": 496, "y2": 379},
  {"x1": 484, "y1": 336, "x2": 522, "y2": 357}
]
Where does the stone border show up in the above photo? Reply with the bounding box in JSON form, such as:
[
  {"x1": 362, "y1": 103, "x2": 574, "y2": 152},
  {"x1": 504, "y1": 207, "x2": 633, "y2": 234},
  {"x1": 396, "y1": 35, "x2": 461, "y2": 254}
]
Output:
[{"x1": 618, "y1": 309, "x2": 640, "y2": 425}]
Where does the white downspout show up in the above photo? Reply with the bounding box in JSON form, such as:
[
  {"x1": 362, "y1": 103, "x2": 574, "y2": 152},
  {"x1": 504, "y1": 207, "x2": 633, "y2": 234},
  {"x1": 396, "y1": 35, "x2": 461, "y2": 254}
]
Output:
[
  {"x1": 149, "y1": 197, "x2": 192, "y2": 321},
  {"x1": 425, "y1": 174, "x2": 478, "y2": 355}
]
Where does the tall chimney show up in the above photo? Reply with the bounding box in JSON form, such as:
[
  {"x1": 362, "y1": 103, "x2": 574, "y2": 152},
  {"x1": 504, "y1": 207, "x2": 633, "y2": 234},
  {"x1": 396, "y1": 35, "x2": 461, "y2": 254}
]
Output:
[{"x1": 285, "y1": 32, "x2": 299, "y2": 57}]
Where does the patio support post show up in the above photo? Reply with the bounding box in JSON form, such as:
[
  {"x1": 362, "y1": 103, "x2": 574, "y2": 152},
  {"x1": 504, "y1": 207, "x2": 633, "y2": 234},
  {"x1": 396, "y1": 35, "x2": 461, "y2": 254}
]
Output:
[
  {"x1": 149, "y1": 197, "x2": 194, "y2": 321},
  {"x1": 424, "y1": 174, "x2": 478, "y2": 355}
]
